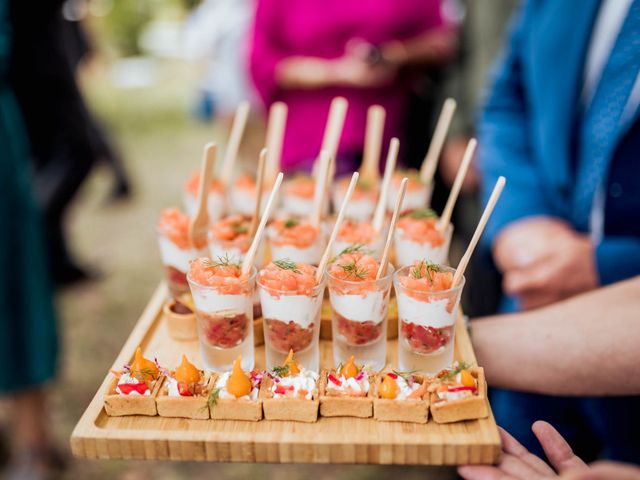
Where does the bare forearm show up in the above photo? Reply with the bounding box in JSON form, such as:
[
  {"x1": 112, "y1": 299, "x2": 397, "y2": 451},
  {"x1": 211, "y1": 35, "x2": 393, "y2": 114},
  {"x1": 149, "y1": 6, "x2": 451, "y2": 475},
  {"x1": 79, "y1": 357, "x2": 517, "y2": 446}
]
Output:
[{"x1": 470, "y1": 277, "x2": 640, "y2": 396}]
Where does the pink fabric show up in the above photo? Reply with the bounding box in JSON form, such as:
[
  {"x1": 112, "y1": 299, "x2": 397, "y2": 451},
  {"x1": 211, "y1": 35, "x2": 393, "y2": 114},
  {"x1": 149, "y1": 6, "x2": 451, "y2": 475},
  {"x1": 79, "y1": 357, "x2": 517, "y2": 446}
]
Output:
[{"x1": 249, "y1": 0, "x2": 444, "y2": 173}]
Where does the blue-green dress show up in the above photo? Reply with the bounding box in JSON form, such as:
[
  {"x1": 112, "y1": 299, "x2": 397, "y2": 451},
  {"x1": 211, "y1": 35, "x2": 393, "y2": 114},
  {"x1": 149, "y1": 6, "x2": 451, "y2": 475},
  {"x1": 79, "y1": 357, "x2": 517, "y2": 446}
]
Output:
[{"x1": 0, "y1": 0, "x2": 58, "y2": 393}]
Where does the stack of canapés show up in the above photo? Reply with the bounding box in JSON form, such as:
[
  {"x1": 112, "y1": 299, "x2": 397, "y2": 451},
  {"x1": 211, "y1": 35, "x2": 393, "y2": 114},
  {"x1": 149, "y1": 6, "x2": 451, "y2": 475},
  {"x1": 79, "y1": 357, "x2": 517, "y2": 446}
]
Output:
[{"x1": 106, "y1": 97, "x2": 506, "y2": 424}]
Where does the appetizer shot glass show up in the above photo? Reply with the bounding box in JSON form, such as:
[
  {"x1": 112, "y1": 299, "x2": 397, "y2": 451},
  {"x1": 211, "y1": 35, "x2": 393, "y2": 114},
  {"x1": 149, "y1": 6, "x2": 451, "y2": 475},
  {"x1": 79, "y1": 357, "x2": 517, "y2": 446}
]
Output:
[
  {"x1": 267, "y1": 218, "x2": 324, "y2": 265},
  {"x1": 156, "y1": 208, "x2": 208, "y2": 299},
  {"x1": 229, "y1": 174, "x2": 274, "y2": 216},
  {"x1": 393, "y1": 262, "x2": 464, "y2": 374},
  {"x1": 331, "y1": 219, "x2": 384, "y2": 258},
  {"x1": 281, "y1": 174, "x2": 316, "y2": 217},
  {"x1": 258, "y1": 261, "x2": 327, "y2": 372},
  {"x1": 331, "y1": 176, "x2": 378, "y2": 221},
  {"x1": 183, "y1": 170, "x2": 226, "y2": 223},
  {"x1": 387, "y1": 170, "x2": 432, "y2": 214},
  {"x1": 394, "y1": 209, "x2": 453, "y2": 266},
  {"x1": 328, "y1": 251, "x2": 393, "y2": 371},
  {"x1": 187, "y1": 257, "x2": 256, "y2": 372}
]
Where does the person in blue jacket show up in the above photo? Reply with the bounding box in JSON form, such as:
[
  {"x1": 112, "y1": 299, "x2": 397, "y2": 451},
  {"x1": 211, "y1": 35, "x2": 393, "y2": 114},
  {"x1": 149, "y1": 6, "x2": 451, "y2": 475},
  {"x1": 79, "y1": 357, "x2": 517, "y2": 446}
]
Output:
[{"x1": 477, "y1": 0, "x2": 640, "y2": 463}]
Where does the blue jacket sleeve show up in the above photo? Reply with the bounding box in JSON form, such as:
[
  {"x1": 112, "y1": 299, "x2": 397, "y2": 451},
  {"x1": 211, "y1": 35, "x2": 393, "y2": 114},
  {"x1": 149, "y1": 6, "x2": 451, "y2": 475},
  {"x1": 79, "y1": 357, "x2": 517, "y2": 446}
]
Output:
[
  {"x1": 596, "y1": 237, "x2": 640, "y2": 285},
  {"x1": 477, "y1": 1, "x2": 554, "y2": 244}
]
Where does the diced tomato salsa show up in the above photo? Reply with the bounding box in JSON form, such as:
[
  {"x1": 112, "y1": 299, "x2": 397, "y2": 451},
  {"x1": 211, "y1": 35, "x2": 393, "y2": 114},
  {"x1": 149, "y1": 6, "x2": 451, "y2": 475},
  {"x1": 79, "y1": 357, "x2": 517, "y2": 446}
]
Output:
[
  {"x1": 334, "y1": 312, "x2": 384, "y2": 345},
  {"x1": 264, "y1": 318, "x2": 315, "y2": 353},
  {"x1": 400, "y1": 321, "x2": 453, "y2": 354},
  {"x1": 200, "y1": 311, "x2": 249, "y2": 348}
]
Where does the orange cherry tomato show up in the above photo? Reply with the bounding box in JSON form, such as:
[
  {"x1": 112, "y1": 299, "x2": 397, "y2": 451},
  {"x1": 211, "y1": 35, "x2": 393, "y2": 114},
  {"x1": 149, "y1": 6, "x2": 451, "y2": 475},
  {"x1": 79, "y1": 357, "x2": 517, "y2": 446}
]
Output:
[
  {"x1": 227, "y1": 356, "x2": 252, "y2": 398},
  {"x1": 174, "y1": 354, "x2": 201, "y2": 385},
  {"x1": 339, "y1": 355, "x2": 359, "y2": 379},
  {"x1": 459, "y1": 369, "x2": 475, "y2": 388},
  {"x1": 379, "y1": 375, "x2": 399, "y2": 399}
]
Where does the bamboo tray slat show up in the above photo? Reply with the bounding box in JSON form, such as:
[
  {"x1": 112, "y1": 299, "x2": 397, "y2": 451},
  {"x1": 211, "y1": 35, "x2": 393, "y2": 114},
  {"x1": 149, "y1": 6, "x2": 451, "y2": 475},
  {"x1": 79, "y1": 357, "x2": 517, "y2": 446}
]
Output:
[{"x1": 70, "y1": 283, "x2": 501, "y2": 464}]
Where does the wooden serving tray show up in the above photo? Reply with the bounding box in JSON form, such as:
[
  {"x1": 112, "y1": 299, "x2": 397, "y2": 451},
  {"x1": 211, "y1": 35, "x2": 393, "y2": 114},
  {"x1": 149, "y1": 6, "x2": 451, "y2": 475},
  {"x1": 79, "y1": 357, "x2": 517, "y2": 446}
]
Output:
[{"x1": 70, "y1": 283, "x2": 501, "y2": 465}]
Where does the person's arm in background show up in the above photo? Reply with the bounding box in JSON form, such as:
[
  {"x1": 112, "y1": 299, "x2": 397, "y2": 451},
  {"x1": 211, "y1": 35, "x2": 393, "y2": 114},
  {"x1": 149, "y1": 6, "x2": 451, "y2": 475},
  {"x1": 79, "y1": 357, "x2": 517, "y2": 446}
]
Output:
[{"x1": 470, "y1": 276, "x2": 640, "y2": 396}]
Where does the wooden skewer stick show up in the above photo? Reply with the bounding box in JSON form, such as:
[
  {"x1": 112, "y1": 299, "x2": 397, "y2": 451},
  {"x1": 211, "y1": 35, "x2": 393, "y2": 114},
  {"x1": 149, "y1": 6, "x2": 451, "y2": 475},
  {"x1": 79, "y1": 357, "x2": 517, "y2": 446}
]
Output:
[
  {"x1": 376, "y1": 178, "x2": 407, "y2": 279},
  {"x1": 309, "y1": 150, "x2": 332, "y2": 228},
  {"x1": 359, "y1": 105, "x2": 385, "y2": 184},
  {"x1": 264, "y1": 102, "x2": 288, "y2": 184},
  {"x1": 419, "y1": 98, "x2": 457, "y2": 184},
  {"x1": 219, "y1": 101, "x2": 250, "y2": 185},
  {"x1": 316, "y1": 97, "x2": 348, "y2": 178},
  {"x1": 241, "y1": 172, "x2": 284, "y2": 276},
  {"x1": 248, "y1": 148, "x2": 267, "y2": 237},
  {"x1": 372, "y1": 137, "x2": 399, "y2": 233},
  {"x1": 438, "y1": 138, "x2": 477, "y2": 234},
  {"x1": 315, "y1": 172, "x2": 359, "y2": 284},
  {"x1": 188, "y1": 143, "x2": 216, "y2": 249},
  {"x1": 452, "y1": 176, "x2": 506, "y2": 287}
]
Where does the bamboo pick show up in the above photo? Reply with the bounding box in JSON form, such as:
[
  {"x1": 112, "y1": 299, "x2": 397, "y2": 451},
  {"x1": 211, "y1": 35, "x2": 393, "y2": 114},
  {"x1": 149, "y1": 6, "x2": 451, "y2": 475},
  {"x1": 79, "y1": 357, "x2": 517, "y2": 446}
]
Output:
[
  {"x1": 264, "y1": 102, "x2": 287, "y2": 183},
  {"x1": 188, "y1": 143, "x2": 216, "y2": 249},
  {"x1": 452, "y1": 176, "x2": 506, "y2": 286},
  {"x1": 372, "y1": 137, "x2": 399, "y2": 233},
  {"x1": 376, "y1": 177, "x2": 407, "y2": 279},
  {"x1": 438, "y1": 138, "x2": 477, "y2": 234},
  {"x1": 219, "y1": 101, "x2": 250, "y2": 185},
  {"x1": 359, "y1": 105, "x2": 385, "y2": 184},
  {"x1": 248, "y1": 148, "x2": 267, "y2": 237},
  {"x1": 241, "y1": 172, "x2": 284, "y2": 276},
  {"x1": 419, "y1": 98, "x2": 457, "y2": 184},
  {"x1": 309, "y1": 150, "x2": 331, "y2": 228},
  {"x1": 317, "y1": 97, "x2": 348, "y2": 177},
  {"x1": 315, "y1": 172, "x2": 359, "y2": 284}
]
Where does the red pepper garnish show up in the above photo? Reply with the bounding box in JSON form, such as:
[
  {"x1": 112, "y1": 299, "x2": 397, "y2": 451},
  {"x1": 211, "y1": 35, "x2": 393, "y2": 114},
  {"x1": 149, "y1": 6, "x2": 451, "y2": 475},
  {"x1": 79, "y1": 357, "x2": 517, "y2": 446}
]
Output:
[
  {"x1": 386, "y1": 372, "x2": 398, "y2": 379},
  {"x1": 328, "y1": 374, "x2": 342, "y2": 386},
  {"x1": 274, "y1": 384, "x2": 294, "y2": 395},
  {"x1": 118, "y1": 382, "x2": 149, "y2": 395},
  {"x1": 447, "y1": 386, "x2": 477, "y2": 394},
  {"x1": 177, "y1": 382, "x2": 194, "y2": 397}
]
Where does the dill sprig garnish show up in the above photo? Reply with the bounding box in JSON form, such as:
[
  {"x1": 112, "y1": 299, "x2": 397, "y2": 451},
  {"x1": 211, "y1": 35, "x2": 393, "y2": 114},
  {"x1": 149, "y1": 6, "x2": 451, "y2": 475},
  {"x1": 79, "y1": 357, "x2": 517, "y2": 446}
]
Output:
[
  {"x1": 131, "y1": 367, "x2": 157, "y2": 382},
  {"x1": 201, "y1": 254, "x2": 241, "y2": 269},
  {"x1": 272, "y1": 364, "x2": 290, "y2": 378},
  {"x1": 206, "y1": 387, "x2": 220, "y2": 408},
  {"x1": 441, "y1": 361, "x2": 474, "y2": 380},
  {"x1": 338, "y1": 261, "x2": 369, "y2": 280},
  {"x1": 231, "y1": 222, "x2": 248, "y2": 235},
  {"x1": 408, "y1": 208, "x2": 437, "y2": 220},
  {"x1": 392, "y1": 369, "x2": 418, "y2": 382},
  {"x1": 330, "y1": 243, "x2": 372, "y2": 263},
  {"x1": 283, "y1": 218, "x2": 299, "y2": 229},
  {"x1": 410, "y1": 260, "x2": 442, "y2": 282},
  {"x1": 273, "y1": 259, "x2": 301, "y2": 274}
]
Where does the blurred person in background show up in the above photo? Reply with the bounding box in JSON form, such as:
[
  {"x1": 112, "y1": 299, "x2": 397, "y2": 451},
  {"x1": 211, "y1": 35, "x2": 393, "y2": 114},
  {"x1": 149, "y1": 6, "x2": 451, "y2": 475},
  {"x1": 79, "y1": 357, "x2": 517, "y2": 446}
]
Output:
[
  {"x1": 478, "y1": 0, "x2": 640, "y2": 463},
  {"x1": 249, "y1": 0, "x2": 457, "y2": 175},
  {"x1": 9, "y1": 0, "x2": 130, "y2": 287},
  {"x1": 0, "y1": 0, "x2": 61, "y2": 478}
]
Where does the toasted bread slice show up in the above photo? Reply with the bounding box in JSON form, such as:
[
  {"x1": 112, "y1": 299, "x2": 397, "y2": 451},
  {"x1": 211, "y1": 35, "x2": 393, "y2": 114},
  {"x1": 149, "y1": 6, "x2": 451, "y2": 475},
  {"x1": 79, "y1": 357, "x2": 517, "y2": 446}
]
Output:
[
  {"x1": 430, "y1": 367, "x2": 489, "y2": 424},
  {"x1": 373, "y1": 373, "x2": 429, "y2": 424},
  {"x1": 319, "y1": 369, "x2": 373, "y2": 418},
  {"x1": 260, "y1": 375, "x2": 319, "y2": 423},
  {"x1": 209, "y1": 373, "x2": 263, "y2": 421},
  {"x1": 156, "y1": 374, "x2": 212, "y2": 420},
  {"x1": 104, "y1": 376, "x2": 163, "y2": 416}
]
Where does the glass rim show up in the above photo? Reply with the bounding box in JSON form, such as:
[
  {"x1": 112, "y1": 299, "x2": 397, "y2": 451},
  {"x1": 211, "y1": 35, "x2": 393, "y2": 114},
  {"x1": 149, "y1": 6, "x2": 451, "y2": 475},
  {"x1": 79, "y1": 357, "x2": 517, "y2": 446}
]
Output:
[
  {"x1": 256, "y1": 267, "x2": 327, "y2": 296},
  {"x1": 186, "y1": 264, "x2": 257, "y2": 290},
  {"x1": 326, "y1": 262, "x2": 395, "y2": 286},
  {"x1": 393, "y1": 264, "x2": 465, "y2": 294}
]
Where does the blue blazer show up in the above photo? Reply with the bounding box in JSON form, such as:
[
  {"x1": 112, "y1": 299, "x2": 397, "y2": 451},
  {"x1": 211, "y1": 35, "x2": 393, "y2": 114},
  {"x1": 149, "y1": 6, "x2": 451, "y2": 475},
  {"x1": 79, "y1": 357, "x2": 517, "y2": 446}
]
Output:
[{"x1": 479, "y1": 0, "x2": 640, "y2": 285}]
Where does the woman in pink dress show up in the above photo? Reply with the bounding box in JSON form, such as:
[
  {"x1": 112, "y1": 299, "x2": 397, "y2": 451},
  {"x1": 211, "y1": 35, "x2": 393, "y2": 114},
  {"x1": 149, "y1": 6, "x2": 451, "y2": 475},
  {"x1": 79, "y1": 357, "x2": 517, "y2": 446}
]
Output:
[{"x1": 249, "y1": 0, "x2": 455, "y2": 175}]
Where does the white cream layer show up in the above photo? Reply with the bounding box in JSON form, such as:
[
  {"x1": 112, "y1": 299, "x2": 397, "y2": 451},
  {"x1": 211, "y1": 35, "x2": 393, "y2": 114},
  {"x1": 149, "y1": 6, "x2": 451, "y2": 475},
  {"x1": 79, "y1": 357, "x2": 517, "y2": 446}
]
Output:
[
  {"x1": 281, "y1": 193, "x2": 314, "y2": 217},
  {"x1": 331, "y1": 190, "x2": 376, "y2": 221},
  {"x1": 191, "y1": 288, "x2": 250, "y2": 315},
  {"x1": 396, "y1": 296, "x2": 455, "y2": 329},
  {"x1": 394, "y1": 375, "x2": 423, "y2": 400},
  {"x1": 387, "y1": 184, "x2": 432, "y2": 212},
  {"x1": 158, "y1": 236, "x2": 205, "y2": 272},
  {"x1": 116, "y1": 373, "x2": 152, "y2": 396},
  {"x1": 215, "y1": 371, "x2": 259, "y2": 400},
  {"x1": 183, "y1": 191, "x2": 225, "y2": 223},
  {"x1": 326, "y1": 374, "x2": 370, "y2": 394},
  {"x1": 394, "y1": 230, "x2": 449, "y2": 267},
  {"x1": 272, "y1": 369, "x2": 318, "y2": 400},
  {"x1": 259, "y1": 291, "x2": 320, "y2": 328},
  {"x1": 330, "y1": 290, "x2": 385, "y2": 323},
  {"x1": 230, "y1": 188, "x2": 274, "y2": 217},
  {"x1": 269, "y1": 241, "x2": 323, "y2": 265}
]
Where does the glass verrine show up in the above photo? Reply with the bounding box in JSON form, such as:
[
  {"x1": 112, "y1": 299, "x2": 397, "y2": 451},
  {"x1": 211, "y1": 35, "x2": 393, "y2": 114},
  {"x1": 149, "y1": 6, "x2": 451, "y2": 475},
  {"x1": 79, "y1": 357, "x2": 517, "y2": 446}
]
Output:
[
  {"x1": 258, "y1": 265, "x2": 326, "y2": 373},
  {"x1": 328, "y1": 264, "x2": 394, "y2": 371},
  {"x1": 393, "y1": 264, "x2": 465, "y2": 374},
  {"x1": 387, "y1": 170, "x2": 433, "y2": 213},
  {"x1": 267, "y1": 219, "x2": 324, "y2": 265},
  {"x1": 331, "y1": 176, "x2": 378, "y2": 221},
  {"x1": 394, "y1": 212, "x2": 453, "y2": 266},
  {"x1": 187, "y1": 261, "x2": 256, "y2": 372},
  {"x1": 182, "y1": 171, "x2": 226, "y2": 222},
  {"x1": 156, "y1": 208, "x2": 208, "y2": 299}
]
